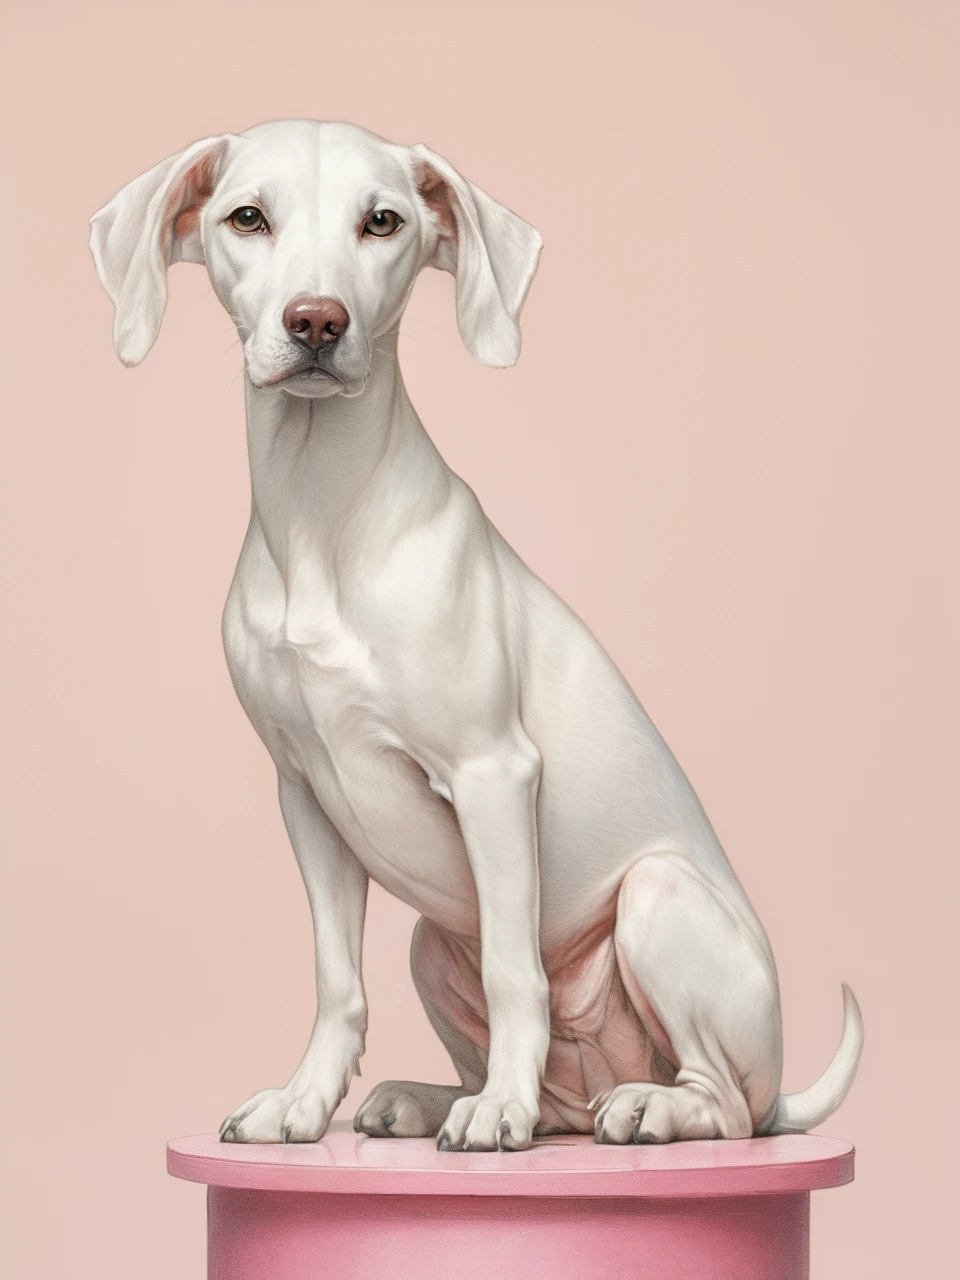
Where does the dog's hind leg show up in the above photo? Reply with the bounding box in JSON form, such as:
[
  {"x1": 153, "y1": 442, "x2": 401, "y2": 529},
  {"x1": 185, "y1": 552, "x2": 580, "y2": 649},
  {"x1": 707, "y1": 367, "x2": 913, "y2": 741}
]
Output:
[
  {"x1": 354, "y1": 917, "x2": 487, "y2": 1138},
  {"x1": 593, "y1": 852, "x2": 783, "y2": 1143}
]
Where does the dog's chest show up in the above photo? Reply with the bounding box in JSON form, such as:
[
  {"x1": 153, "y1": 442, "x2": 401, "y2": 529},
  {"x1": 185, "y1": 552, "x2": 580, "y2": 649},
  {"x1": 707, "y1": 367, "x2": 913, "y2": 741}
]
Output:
[
  {"x1": 224, "y1": 567, "x2": 385, "y2": 769},
  {"x1": 222, "y1": 548, "x2": 476, "y2": 923}
]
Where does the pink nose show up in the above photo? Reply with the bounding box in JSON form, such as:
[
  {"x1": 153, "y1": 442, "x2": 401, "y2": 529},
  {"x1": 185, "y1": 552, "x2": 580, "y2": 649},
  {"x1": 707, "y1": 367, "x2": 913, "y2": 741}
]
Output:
[{"x1": 282, "y1": 296, "x2": 350, "y2": 349}]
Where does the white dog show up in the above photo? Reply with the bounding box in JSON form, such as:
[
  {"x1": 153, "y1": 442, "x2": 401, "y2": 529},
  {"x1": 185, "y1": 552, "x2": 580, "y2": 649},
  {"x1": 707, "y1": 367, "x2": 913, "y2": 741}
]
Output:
[{"x1": 90, "y1": 120, "x2": 862, "y2": 1151}]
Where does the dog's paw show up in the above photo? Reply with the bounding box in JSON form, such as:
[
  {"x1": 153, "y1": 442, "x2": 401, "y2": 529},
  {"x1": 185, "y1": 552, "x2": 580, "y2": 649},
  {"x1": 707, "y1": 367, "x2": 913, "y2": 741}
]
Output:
[
  {"x1": 591, "y1": 1082, "x2": 723, "y2": 1144},
  {"x1": 220, "y1": 1085, "x2": 332, "y2": 1144},
  {"x1": 436, "y1": 1093, "x2": 537, "y2": 1152},
  {"x1": 353, "y1": 1081, "x2": 468, "y2": 1138}
]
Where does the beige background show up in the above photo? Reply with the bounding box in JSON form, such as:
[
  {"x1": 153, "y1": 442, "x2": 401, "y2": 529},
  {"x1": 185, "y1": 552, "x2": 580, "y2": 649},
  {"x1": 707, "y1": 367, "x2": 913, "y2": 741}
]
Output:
[{"x1": 2, "y1": 1, "x2": 957, "y2": 1276}]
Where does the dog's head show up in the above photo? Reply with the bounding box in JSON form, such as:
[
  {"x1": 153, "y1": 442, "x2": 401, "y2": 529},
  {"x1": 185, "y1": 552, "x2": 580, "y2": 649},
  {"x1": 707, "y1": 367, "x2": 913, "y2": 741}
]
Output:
[{"x1": 90, "y1": 120, "x2": 542, "y2": 398}]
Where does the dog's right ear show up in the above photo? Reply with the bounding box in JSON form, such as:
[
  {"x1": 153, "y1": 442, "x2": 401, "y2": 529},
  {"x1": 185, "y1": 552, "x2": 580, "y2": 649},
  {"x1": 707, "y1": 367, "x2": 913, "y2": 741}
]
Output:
[{"x1": 89, "y1": 135, "x2": 232, "y2": 367}]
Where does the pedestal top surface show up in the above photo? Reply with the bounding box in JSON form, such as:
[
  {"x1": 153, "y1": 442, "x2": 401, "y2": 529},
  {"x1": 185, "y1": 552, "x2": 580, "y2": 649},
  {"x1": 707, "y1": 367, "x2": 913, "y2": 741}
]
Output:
[{"x1": 167, "y1": 1121, "x2": 854, "y2": 1198}]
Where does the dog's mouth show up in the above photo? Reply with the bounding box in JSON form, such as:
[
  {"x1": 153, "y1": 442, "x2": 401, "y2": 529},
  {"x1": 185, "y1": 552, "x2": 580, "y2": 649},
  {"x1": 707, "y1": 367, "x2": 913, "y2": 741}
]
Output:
[
  {"x1": 253, "y1": 363, "x2": 340, "y2": 391},
  {"x1": 282, "y1": 368, "x2": 341, "y2": 389},
  {"x1": 246, "y1": 344, "x2": 369, "y2": 399}
]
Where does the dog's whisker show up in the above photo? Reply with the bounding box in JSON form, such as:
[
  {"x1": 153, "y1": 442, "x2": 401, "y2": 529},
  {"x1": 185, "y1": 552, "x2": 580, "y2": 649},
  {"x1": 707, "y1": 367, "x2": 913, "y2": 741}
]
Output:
[
  {"x1": 216, "y1": 342, "x2": 242, "y2": 365},
  {"x1": 398, "y1": 312, "x2": 447, "y2": 331},
  {"x1": 397, "y1": 329, "x2": 431, "y2": 348}
]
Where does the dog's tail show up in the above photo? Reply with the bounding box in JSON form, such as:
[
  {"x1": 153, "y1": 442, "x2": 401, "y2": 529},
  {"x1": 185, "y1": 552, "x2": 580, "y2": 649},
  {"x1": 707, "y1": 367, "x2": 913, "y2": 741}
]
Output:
[{"x1": 760, "y1": 983, "x2": 863, "y2": 1135}]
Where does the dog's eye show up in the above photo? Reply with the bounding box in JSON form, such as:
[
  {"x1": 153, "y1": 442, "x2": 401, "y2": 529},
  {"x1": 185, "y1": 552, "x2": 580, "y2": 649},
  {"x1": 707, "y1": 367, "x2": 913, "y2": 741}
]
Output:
[
  {"x1": 363, "y1": 209, "x2": 403, "y2": 238},
  {"x1": 229, "y1": 206, "x2": 269, "y2": 234}
]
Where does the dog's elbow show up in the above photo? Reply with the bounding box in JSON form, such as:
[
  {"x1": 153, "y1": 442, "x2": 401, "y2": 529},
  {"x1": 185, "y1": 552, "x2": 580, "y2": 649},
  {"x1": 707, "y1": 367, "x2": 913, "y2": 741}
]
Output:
[{"x1": 452, "y1": 740, "x2": 542, "y2": 798}]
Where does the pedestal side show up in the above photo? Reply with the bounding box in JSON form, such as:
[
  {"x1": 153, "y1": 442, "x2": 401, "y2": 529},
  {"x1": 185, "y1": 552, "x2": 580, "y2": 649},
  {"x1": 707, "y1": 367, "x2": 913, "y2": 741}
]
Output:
[{"x1": 207, "y1": 1186, "x2": 811, "y2": 1280}]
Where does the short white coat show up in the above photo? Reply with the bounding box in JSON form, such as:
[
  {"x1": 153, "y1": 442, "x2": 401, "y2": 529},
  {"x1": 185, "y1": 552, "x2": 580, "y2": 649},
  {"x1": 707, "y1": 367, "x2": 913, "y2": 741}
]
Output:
[{"x1": 91, "y1": 120, "x2": 861, "y2": 1151}]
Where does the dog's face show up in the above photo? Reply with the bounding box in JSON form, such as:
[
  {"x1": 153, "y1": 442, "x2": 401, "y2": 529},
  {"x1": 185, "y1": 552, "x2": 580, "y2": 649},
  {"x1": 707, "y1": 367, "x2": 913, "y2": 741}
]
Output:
[
  {"x1": 90, "y1": 120, "x2": 542, "y2": 396},
  {"x1": 204, "y1": 122, "x2": 425, "y2": 398}
]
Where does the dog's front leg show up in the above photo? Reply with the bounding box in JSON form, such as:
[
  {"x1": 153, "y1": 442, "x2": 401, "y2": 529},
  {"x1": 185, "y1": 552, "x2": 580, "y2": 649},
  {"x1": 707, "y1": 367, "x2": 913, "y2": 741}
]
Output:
[
  {"x1": 437, "y1": 740, "x2": 550, "y2": 1152},
  {"x1": 221, "y1": 773, "x2": 368, "y2": 1143}
]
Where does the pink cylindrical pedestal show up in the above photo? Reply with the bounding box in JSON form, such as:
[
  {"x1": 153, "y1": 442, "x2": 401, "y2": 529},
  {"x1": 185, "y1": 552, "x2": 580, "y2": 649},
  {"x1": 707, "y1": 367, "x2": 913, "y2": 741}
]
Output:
[{"x1": 167, "y1": 1122, "x2": 854, "y2": 1280}]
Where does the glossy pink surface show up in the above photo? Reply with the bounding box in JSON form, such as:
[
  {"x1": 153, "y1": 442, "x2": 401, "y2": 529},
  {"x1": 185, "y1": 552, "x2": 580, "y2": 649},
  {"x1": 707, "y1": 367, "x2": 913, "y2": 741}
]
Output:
[
  {"x1": 169, "y1": 1125, "x2": 854, "y2": 1279},
  {"x1": 168, "y1": 1120, "x2": 853, "y2": 1196}
]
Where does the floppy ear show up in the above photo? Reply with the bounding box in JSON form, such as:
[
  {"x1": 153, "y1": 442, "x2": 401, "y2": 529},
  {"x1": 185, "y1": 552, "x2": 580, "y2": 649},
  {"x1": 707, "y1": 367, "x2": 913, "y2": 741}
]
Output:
[
  {"x1": 89, "y1": 135, "x2": 232, "y2": 366},
  {"x1": 410, "y1": 144, "x2": 542, "y2": 368}
]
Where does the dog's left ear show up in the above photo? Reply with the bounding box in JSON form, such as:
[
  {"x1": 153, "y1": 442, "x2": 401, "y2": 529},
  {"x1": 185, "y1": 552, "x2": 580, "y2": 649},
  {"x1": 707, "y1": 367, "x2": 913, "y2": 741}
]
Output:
[
  {"x1": 89, "y1": 134, "x2": 232, "y2": 367},
  {"x1": 410, "y1": 144, "x2": 542, "y2": 368}
]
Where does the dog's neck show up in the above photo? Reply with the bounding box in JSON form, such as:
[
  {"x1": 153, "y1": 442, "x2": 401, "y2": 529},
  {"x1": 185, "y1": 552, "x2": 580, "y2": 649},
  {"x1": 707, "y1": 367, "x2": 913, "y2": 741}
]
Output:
[{"x1": 243, "y1": 328, "x2": 449, "y2": 582}]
